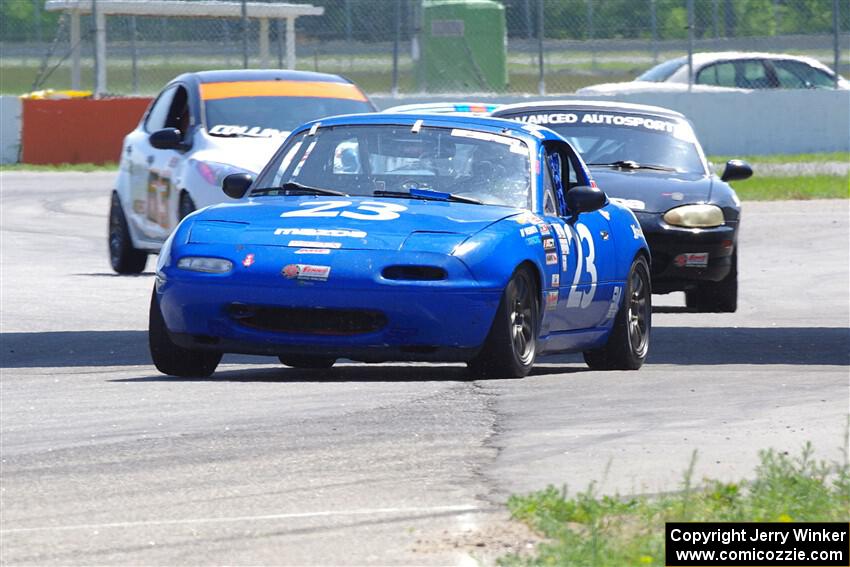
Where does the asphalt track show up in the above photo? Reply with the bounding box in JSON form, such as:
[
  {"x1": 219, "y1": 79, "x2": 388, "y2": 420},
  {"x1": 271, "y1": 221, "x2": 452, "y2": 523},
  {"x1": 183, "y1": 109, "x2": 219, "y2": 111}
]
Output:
[{"x1": 1, "y1": 171, "x2": 848, "y2": 565}]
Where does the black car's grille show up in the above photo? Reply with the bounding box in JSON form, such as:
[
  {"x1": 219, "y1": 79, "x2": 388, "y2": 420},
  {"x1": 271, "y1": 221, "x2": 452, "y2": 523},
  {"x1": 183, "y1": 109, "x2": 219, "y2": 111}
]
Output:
[{"x1": 228, "y1": 303, "x2": 386, "y2": 335}]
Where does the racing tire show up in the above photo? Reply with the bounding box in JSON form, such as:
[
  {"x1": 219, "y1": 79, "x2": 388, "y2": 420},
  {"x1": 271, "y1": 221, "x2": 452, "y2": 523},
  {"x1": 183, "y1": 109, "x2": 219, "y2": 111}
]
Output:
[
  {"x1": 109, "y1": 192, "x2": 148, "y2": 274},
  {"x1": 149, "y1": 289, "x2": 221, "y2": 377},
  {"x1": 178, "y1": 191, "x2": 196, "y2": 221},
  {"x1": 583, "y1": 255, "x2": 651, "y2": 371},
  {"x1": 278, "y1": 355, "x2": 336, "y2": 369},
  {"x1": 468, "y1": 266, "x2": 539, "y2": 379},
  {"x1": 685, "y1": 250, "x2": 738, "y2": 313}
]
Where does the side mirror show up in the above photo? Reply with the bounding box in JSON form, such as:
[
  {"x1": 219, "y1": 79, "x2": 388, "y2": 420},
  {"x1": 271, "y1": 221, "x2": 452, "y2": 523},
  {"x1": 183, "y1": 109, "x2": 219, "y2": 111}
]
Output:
[
  {"x1": 721, "y1": 159, "x2": 753, "y2": 182},
  {"x1": 222, "y1": 173, "x2": 253, "y2": 199},
  {"x1": 149, "y1": 128, "x2": 187, "y2": 151},
  {"x1": 566, "y1": 185, "x2": 607, "y2": 218}
]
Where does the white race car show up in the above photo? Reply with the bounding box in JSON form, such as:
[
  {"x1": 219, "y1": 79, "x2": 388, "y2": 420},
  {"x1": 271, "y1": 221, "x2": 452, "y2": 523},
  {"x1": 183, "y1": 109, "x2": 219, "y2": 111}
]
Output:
[{"x1": 109, "y1": 69, "x2": 375, "y2": 273}]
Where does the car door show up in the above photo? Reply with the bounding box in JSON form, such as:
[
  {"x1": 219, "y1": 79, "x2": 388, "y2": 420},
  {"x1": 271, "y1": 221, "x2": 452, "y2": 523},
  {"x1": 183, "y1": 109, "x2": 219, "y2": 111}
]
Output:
[
  {"x1": 542, "y1": 141, "x2": 617, "y2": 332},
  {"x1": 133, "y1": 84, "x2": 192, "y2": 242}
]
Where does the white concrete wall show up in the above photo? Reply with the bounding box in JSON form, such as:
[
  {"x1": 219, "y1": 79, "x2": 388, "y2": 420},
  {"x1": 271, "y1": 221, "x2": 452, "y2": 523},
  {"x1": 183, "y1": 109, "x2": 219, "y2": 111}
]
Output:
[
  {"x1": 2, "y1": 92, "x2": 847, "y2": 163},
  {"x1": 1, "y1": 96, "x2": 22, "y2": 164},
  {"x1": 373, "y1": 90, "x2": 850, "y2": 156}
]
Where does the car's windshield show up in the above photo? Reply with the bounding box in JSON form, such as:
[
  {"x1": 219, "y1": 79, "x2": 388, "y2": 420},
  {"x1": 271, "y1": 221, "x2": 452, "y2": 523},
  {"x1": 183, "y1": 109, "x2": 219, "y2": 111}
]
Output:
[
  {"x1": 636, "y1": 57, "x2": 685, "y2": 82},
  {"x1": 504, "y1": 110, "x2": 705, "y2": 174},
  {"x1": 252, "y1": 124, "x2": 533, "y2": 208},
  {"x1": 201, "y1": 81, "x2": 373, "y2": 138}
]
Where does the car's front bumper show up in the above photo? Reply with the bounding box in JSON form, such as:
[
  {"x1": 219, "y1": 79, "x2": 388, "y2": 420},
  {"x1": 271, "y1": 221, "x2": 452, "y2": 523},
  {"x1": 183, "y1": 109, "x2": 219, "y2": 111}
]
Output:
[
  {"x1": 634, "y1": 212, "x2": 737, "y2": 293},
  {"x1": 156, "y1": 247, "x2": 502, "y2": 361}
]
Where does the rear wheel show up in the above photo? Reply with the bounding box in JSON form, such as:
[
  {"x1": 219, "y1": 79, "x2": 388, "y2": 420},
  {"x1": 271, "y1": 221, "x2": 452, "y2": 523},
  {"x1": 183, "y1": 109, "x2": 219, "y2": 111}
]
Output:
[
  {"x1": 584, "y1": 255, "x2": 651, "y2": 370},
  {"x1": 149, "y1": 289, "x2": 221, "y2": 377},
  {"x1": 685, "y1": 250, "x2": 738, "y2": 313},
  {"x1": 109, "y1": 192, "x2": 148, "y2": 274},
  {"x1": 468, "y1": 267, "x2": 539, "y2": 379},
  {"x1": 278, "y1": 355, "x2": 336, "y2": 369}
]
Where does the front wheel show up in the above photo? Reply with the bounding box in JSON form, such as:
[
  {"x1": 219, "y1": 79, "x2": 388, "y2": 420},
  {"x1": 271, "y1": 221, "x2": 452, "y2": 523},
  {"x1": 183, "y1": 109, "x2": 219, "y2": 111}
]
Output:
[
  {"x1": 149, "y1": 289, "x2": 221, "y2": 377},
  {"x1": 685, "y1": 250, "x2": 738, "y2": 313},
  {"x1": 468, "y1": 266, "x2": 539, "y2": 379},
  {"x1": 109, "y1": 192, "x2": 148, "y2": 274},
  {"x1": 584, "y1": 255, "x2": 651, "y2": 370}
]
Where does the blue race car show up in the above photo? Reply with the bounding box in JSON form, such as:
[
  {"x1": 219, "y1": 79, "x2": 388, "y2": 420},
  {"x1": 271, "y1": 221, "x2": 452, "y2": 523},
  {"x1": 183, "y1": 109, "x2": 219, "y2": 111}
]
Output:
[{"x1": 149, "y1": 114, "x2": 651, "y2": 378}]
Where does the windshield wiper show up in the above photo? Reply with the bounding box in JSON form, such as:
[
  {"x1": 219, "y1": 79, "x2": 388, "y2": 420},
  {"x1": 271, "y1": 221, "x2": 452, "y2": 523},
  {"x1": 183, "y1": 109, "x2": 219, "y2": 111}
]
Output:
[
  {"x1": 588, "y1": 160, "x2": 677, "y2": 172},
  {"x1": 374, "y1": 188, "x2": 482, "y2": 205},
  {"x1": 251, "y1": 182, "x2": 347, "y2": 197}
]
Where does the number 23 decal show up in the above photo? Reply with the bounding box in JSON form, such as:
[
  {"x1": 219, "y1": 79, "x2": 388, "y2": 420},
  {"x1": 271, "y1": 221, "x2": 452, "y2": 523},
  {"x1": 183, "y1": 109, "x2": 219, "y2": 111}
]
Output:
[
  {"x1": 281, "y1": 200, "x2": 407, "y2": 221},
  {"x1": 565, "y1": 223, "x2": 597, "y2": 309}
]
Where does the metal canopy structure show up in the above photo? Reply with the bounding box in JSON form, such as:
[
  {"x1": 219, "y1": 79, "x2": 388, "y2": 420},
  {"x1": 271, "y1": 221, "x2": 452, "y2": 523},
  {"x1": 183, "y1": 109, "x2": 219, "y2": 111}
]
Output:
[{"x1": 44, "y1": 0, "x2": 324, "y2": 95}]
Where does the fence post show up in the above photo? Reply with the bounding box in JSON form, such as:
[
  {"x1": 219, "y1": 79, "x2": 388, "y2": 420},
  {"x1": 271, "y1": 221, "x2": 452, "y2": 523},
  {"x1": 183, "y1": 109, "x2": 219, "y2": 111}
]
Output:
[
  {"x1": 687, "y1": 0, "x2": 694, "y2": 91},
  {"x1": 286, "y1": 17, "x2": 296, "y2": 70},
  {"x1": 130, "y1": 15, "x2": 138, "y2": 94},
  {"x1": 650, "y1": 0, "x2": 657, "y2": 63},
  {"x1": 834, "y1": 0, "x2": 841, "y2": 89},
  {"x1": 587, "y1": 0, "x2": 595, "y2": 70},
  {"x1": 277, "y1": 19, "x2": 284, "y2": 68},
  {"x1": 392, "y1": 0, "x2": 400, "y2": 96},
  {"x1": 241, "y1": 0, "x2": 249, "y2": 69},
  {"x1": 70, "y1": 10, "x2": 81, "y2": 89},
  {"x1": 537, "y1": 0, "x2": 545, "y2": 95},
  {"x1": 93, "y1": 0, "x2": 106, "y2": 96}
]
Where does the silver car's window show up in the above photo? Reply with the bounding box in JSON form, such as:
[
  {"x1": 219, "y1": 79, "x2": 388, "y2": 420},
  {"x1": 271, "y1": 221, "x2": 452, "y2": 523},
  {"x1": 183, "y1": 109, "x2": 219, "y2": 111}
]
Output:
[
  {"x1": 773, "y1": 60, "x2": 836, "y2": 89},
  {"x1": 636, "y1": 57, "x2": 685, "y2": 82},
  {"x1": 257, "y1": 125, "x2": 532, "y2": 209},
  {"x1": 696, "y1": 62, "x2": 737, "y2": 88}
]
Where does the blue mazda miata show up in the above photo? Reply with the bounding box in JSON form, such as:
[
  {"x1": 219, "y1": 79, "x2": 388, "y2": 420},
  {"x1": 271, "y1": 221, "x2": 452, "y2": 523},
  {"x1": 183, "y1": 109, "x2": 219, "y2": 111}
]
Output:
[{"x1": 149, "y1": 113, "x2": 651, "y2": 378}]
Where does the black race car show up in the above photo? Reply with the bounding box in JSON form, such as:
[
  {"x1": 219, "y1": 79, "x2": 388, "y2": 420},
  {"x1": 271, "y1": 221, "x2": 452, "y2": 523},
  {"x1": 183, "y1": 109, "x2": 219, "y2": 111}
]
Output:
[{"x1": 492, "y1": 101, "x2": 752, "y2": 312}]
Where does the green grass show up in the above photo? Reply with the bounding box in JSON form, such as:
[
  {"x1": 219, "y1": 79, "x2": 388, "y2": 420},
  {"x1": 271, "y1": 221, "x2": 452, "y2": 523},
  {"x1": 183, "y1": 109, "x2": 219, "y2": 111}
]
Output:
[
  {"x1": 731, "y1": 175, "x2": 849, "y2": 200},
  {"x1": 501, "y1": 442, "x2": 850, "y2": 567},
  {"x1": 708, "y1": 152, "x2": 850, "y2": 164},
  {"x1": 0, "y1": 162, "x2": 117, "y2": 172}
]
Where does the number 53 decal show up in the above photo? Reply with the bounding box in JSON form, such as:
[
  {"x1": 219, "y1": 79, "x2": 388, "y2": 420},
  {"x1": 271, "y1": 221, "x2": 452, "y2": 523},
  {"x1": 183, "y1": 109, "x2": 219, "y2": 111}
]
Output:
[
  {"x1": 281, "y1": 200, "x2": 407, "y2": 221},
  {"x1": 565, "y1": 223, "x2": 597, "y2": 309}
]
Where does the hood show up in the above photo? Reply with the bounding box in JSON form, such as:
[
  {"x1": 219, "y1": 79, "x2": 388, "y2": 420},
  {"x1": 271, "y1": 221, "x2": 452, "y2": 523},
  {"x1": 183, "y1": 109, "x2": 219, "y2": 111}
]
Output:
[
  {"x1": 188, "y1": 196, "x2": 520, "y2": 251},
  {"x1": 590, "y1": 168, "x2": 714, "y2": 213},
  {"x1": 576, "y1": 81, "x2": 746, "y2": 95},
  {"x1": 199, "y1": 135, "x2": 287, "y2": 174}
]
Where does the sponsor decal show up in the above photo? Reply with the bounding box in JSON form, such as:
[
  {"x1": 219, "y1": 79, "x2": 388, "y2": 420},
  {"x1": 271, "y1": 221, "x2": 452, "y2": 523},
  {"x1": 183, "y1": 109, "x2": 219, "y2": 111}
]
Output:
[
  {"x1": 539, "y1": 224, "x2": 551, "y2": 236},
  {"x1": 559, "y1": 238, "x2": 569, "y2": 250},
  {"x1": 545, "y1": 252, "x2": 558, "y2": 265},
  {"x1": 631, "y1": 223, "x2": 643, "y2": 239},
  {"x1": 599, "y1": 209, "x2": 611, "y2": 220},
  {"x1": 208, "y1": 124, "x2": 286, "y2": 138},
  {"x1": 288, "y1": 240, "x2": 342, "y2": 249},
  {"x1": 275, "y1": 227, "x2": 367, "y2": 238},
  {"x1": 295, "y1": 248, "x2": 331, "y2": 254},
  {"x1": 543, "y1": 237, "x2": 556, "y2": 251},
  {"x1": 604, "y1": 286, "x2": 622, "y2": 320},
  {"x1": 199, "y1": 80, "x2": 368, "y2": 102},
  {"x1": 513, "y1": 212, "x2": 545, "y2": 225},
  {"x1": 520, "y1": 225, "x2": 539, "y2": 237},
  {"x1": 674, "y1": 252, "x2": 709, "y2": 268},
  {"x1": 281, "y1": 263, "x2": 331, "y2": 281},
  {"x1": 546, "y1": 290, "x2": 559, "y2": 310},
  {"x1": 242, "y1": 253, "x2": 255, "y2": 267},
  {"x1": 551, "y1": 223, "x2": 565, "y2": 239},
  {"x1": 562, "y1": 254, "x2": 568, "y2": 271},
  {"x1": 552, "y1": 273, "x2": 560, "y2": 287},
  {"x1": 525, "y1": 235, "x2": 542, "y2": 246},
  {"x1": 671, "y1": 192, "x2": 684, "y2": 201},
  {"x1": 609, "y1": 197, "x2": 647, "y2": 211}
]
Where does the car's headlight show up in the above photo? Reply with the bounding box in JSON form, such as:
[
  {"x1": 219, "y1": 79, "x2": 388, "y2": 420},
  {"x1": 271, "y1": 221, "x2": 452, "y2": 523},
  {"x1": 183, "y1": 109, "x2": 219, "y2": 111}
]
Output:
[
  {"x1": 177, "y1": 256, "x2": 233, "y2": 273},
  {"x1": 191, "y1": 159, "x2": 254, "y2": 186},
  {"x1": 663, "y1": 204, "x2": 724, "y2": 228}
]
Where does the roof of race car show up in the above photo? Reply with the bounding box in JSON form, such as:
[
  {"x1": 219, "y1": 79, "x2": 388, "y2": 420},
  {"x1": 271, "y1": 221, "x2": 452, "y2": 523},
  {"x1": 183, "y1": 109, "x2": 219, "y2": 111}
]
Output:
[
  {"x1": 292, "y1": 112, "x2": 560, "y2": 141},
  {"x1": 493, "y1": 99, "x2": 687, "y2": 120},
  {"x1": 185, "y1": 69, "x2": 356, "y2": 84}
]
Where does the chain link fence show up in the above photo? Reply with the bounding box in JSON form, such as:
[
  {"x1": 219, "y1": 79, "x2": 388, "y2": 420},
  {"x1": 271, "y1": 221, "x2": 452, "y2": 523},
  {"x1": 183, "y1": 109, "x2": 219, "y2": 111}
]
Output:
[{"x1": 1, "y1": 0, "x2": 847, "y2": 96}]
